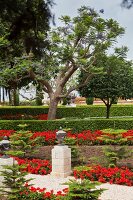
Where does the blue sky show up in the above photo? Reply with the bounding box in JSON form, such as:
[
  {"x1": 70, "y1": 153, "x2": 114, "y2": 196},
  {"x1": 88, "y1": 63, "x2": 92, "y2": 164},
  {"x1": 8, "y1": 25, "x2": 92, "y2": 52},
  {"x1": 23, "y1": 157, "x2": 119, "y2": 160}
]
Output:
[{"x1": 52, "y1": 0, "x2": 133, "y2": 59}]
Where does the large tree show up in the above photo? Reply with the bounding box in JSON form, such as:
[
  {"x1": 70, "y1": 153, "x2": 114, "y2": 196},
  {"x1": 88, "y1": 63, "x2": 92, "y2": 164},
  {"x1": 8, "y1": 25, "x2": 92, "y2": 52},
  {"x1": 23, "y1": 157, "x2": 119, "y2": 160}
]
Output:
[
  {"x1": 0, "y1": 6, "x2": 125, "y2": 119},
  {"x1": 79, "y1": 47, "x2": 133, "y2": 118},
  {"x1": 0, "y1": 0, "x2": 54, "y2": 57},
  {"x1": 0, "y1": 0, "x2": 54, "y2": 105}
]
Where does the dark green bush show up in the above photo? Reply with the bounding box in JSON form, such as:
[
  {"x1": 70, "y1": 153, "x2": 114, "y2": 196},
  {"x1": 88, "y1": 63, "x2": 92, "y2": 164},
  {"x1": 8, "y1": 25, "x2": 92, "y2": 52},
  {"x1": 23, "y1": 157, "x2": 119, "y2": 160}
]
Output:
[
  {"x1": 86, "y1": 97, "x2": 94, "y2": 105},
  {"x1": 0, "y1": 118, "x2": 133, "y2": 132}
]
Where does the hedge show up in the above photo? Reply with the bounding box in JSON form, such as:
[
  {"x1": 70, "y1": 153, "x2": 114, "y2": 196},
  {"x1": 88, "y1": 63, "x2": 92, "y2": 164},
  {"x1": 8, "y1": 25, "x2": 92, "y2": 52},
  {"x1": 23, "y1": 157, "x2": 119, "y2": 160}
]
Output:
[
  {"x1": 1, "y1": 105, "x2": 133, "y2": 118},
  {"x1": 0, "y1": 118, "x2": 133, "y2": 132},
  {"x1": 0, "y1": 106, "x2": 49, "y2": 116}
]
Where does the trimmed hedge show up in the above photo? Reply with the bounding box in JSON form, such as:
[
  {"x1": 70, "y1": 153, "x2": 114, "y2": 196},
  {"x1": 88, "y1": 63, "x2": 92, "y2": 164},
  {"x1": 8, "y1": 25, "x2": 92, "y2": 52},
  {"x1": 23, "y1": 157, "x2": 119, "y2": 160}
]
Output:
[
  {"x1": 0, "y1": 118, "x2": 133, "y2": 132},
  {"x1": 0, "y1": 105, "x2": 133, "y2": 118},
  {"x1": 0, "y1": 106, "x2": 49, "y2": 116}
]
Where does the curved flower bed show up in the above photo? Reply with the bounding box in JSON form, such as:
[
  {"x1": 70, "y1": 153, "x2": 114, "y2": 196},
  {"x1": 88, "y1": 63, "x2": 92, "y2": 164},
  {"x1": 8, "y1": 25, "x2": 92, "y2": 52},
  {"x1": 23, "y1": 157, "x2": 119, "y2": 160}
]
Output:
[
  {"x1": 15, "y1": 158, "x2": 133, "y2": 187},
  {"x1": 16, "y1": 158, "x2": 52, "y2": 175},
  {"x1": 73, "y1": 165, "x2": 133, "y2": 186}
]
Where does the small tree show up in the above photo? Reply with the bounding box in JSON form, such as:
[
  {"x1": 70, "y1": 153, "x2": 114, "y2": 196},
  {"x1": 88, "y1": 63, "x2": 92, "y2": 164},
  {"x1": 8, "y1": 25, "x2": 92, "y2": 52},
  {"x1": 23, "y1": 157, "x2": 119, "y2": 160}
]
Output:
[
  {"x1": 0, "y1": 164, "x2": 33, "y2": 200},
  {"x1": 79, "y1": 48, "x2": 133, "y2": 118},
  {"x1": 62, "y1": 179, "x2": 105, "y2": 200},
  {"x1": 98, "y1": 129, "x2": 133, "y2": 167},
  {"x1": 0, "y1": 125, "x2": 41, "y2": 199}
]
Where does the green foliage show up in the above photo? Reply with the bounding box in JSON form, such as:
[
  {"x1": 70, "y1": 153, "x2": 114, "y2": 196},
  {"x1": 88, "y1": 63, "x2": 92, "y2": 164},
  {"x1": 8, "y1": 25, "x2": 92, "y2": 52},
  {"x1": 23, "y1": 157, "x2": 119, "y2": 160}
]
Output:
[
  {"x1": 36, "y1": 84, "x2": 43, "y2": 106},
  {"x1": 86, "y1": 97, "x2": 94, "y2": 105},
  {"x1": 0, "y1": 5, "x2": 125, "y2": 119},
  {"x1": 62, "y1": 179, "x2": 105, "y2": 200},
  {"x1": 0, "y1": 124, "x2": 41, "y2": 199},
  {"x1": 0, "y1": 106, "x2": 49, "y2": 116},
  {"x1": 62, "y1": 97, "x2": 69, "y2": 105},
  {"x1": 0, "y1": 105, "x2": 133, "y2": 119},
  {"x1": 79, "y1": 51, "x2": 133, "y2": 118},
  {"x1": 74, "y1": 166, "x2": 91, "y2": 172},
  {"x1": 1, "y1": 105, "x2": 133, "y2": 118},
  {"x1": 112, "y1": 97, "x2": 118, "y2": 104},
  {"x1": 0, "y1": 160, "x2": 33, "y2": 200},
  {"x1": 100, "y1": 129, "x2": 133, "y2": 167},
  {"x1": 8, "y1": 128, "x2": 41, "y2": 158},
  {"x1": 0, "y1": 0, "x2": 53, "y2": 58},
  {"x1": 64, "y1": 138, "x2": 81, "y2": 166},
  {"x1": 1, "y1": 118, "x2": 133, "y2": 132}
]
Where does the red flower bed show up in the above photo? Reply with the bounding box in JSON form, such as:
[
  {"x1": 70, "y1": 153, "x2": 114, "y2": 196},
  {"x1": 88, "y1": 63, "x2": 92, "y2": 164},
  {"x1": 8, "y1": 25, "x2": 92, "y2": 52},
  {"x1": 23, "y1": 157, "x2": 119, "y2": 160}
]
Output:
[
  {"x1": 0, "y1": 129, "x2": 133, "y2": 145},
  {"x1": 0, "y1": 130, "x2": 15, "y2": 139},
  {"x1": 73, "y1": 165, "x2": 133, "y2": 186},
  {"x1": 31, "y1": 131, "x2": 56, "y2": 145},
  {"x1": 16, "y1": 158, "x2": 52, "y2": 175},
  {"x1": 18, "y1": 182, "x2": 68, "y2": 199}
]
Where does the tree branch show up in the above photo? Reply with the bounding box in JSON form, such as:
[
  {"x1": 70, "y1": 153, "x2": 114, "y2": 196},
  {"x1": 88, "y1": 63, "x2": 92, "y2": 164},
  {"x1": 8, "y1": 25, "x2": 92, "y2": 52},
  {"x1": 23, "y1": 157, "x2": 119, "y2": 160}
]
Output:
[
  {"x1": 29, "y1": 69, "x2": 52, "y2": 94},
  {"x1": 59, "y1": 73, "x2": 93, "y2": 98},
  {"x1": 60, "y1": 62, "x2": 78, "y2": 87}
]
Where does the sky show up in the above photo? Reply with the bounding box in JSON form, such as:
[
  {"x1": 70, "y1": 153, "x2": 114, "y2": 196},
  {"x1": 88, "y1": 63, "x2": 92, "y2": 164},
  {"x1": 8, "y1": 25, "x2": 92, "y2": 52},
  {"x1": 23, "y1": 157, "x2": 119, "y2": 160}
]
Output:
[{"x1": 52, "y1": 0, "x2": 133, "y2": 59}]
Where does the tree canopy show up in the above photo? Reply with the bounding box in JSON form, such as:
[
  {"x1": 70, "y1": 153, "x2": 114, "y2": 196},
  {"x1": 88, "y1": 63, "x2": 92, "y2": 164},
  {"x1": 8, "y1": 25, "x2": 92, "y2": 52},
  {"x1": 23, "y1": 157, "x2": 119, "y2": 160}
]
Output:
[
  {"x1": 79, "y1": 47, "x2": 133, "y2": 118},
  {"x1": 0, "y1": 0, "x2": 54, "y2": 105},
  {"x1": 0, "y1": 0, "x2": 54, "y2": 57},
  {"x1": 0, "y1": 6, "x2": 125, "y2": 119}
]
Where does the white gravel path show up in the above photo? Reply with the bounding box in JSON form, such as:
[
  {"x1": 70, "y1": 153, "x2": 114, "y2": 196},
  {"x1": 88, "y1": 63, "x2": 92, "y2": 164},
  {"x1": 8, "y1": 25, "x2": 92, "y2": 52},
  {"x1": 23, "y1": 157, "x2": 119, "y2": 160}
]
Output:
[{"x1": 26, "y1": 174, "x2": 133, "y2": 200}]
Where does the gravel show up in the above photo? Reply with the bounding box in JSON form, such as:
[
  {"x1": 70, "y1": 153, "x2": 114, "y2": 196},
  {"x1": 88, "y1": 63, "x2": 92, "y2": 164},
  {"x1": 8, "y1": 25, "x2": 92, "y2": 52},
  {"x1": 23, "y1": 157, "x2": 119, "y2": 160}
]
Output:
[{"x1": 26, "y1": 174, "x2": 133, "y2": 200}]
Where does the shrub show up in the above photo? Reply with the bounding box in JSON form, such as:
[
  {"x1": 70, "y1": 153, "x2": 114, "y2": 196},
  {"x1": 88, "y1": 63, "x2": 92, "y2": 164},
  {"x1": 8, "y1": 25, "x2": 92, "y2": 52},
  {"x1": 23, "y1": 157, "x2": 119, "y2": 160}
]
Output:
[
  {"x1": 86, "y1": 97, "x2": 94, "y2": 105},
  {"x1": 1, "y1": 118, "x2": 133, "y2": 132},
  {"x1": 63, "y1": 179, "x2": 104, "y2": 200},
  {"x1": 1, "y1": 105, "x2": 133, "y2": 119}
]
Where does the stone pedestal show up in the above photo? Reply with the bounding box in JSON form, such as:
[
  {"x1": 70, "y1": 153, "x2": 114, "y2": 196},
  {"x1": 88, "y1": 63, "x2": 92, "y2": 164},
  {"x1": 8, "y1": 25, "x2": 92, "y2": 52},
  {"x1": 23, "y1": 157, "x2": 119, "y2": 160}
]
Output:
[{"x1": 51, "y1": 145, "x2": 72, "y2": 178}]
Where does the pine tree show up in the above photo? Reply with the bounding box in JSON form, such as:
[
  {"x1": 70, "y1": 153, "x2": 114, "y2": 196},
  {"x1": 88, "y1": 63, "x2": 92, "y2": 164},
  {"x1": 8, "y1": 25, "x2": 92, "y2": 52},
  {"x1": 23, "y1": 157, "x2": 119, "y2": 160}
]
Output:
[
  {"x1": 0, "y1": 125, "x2": 41, "y2": 199},
  {"x1": 0, "y1": 161, "x2": 33, "y2": 200},
  {"x1": 99, "y1": 129, "x2": 133, "y2": 167},
  {"x1": 62, "y1": 179, "x2": 105, "y2": 200}
]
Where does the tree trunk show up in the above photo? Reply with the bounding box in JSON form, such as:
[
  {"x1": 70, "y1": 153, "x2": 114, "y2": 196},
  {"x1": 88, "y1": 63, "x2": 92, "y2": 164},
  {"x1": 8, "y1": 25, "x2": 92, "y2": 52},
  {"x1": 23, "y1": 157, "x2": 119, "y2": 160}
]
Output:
[
  {"x1": 106, "y1": 104, "x2": 111, "y2": 119},
  {"x1": 48, "y1": 97, "x2": 59, "y2": 120},
  {"x1": 36, "y1": 84, "x2": 43, "y2": 105},
  {"x1": 11, "y1": 89, "x2": 19, "y2": 106}
]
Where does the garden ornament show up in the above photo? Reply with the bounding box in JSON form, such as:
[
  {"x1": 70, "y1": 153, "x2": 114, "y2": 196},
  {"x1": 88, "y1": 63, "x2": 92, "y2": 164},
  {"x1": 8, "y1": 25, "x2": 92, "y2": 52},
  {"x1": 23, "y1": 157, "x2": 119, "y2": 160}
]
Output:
[
  {"x1": 56, "y1": 127, "x2": 67, "y2": 146},
  {"x1": 0, "y1": 136, "x2": 10, "y2": 158}
]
